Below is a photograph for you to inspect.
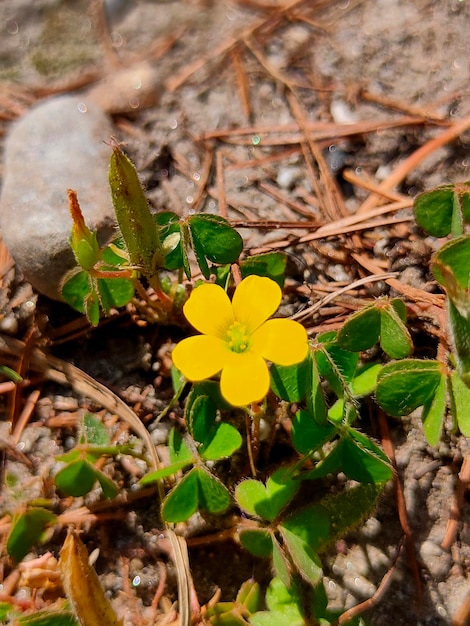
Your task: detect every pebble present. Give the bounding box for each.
[0,95,116,300]
[86,61,161,115]
[420,539,452,580]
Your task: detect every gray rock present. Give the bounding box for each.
[0,95,116,300]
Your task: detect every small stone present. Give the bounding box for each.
[420,540,452,580]
[0,95,116,300]
[86,61,161,114]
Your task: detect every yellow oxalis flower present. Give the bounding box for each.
[172,275,308,407]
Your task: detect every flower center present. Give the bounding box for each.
[226,321,251,353]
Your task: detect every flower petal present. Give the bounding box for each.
[172,335,229,380]
[251,319,308,366]
[220,352,270,406]
[183,283,234,338]
[232,275,282,332]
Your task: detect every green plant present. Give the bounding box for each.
[14,150,470,625]
[373,182,470,444]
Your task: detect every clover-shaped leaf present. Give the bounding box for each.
[376,359,443,416]
[337,298,412,359]
[414,182,470,237]
[235,468,299,522]
[241,252,287,287]
[238,528,273,558]
[7,507,57,562]
[186,383,242,460]
[162,467,231,522]
[55,458,118,499]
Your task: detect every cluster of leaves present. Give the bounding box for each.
[62,145,246,325]
[372,182,470,445]
[6,147,470,626]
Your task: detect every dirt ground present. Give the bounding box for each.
[1,1,470,625]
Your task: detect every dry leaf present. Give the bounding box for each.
[59,528,122,626]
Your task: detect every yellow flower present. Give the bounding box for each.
[172,275,308,407]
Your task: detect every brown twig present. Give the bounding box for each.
[441,454,470,551]
[200,116,438,144]
[378,410,423,613]
[452,591,470,626]
[231,45,252,122]
[337,540,405,625]
[11,389,41,445]
[216,151,227,218]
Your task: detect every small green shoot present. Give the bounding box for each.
[7,507,57,562]
[54,413,137,498]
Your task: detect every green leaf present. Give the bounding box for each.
[342,430,393,483]
[61,270,91,314]
[235,468,299,522]
[100,239,128,265]
[55,459,97,496]
[337,304,380,352]
[140,459,193,485]
[238,528,273,558]
[168,427,194,465]
[299,430,392,484]
[270,357,310,402]
[97,277,134,312]
[291,410,335,455]
[109,145,164,276]
[448,299,470,384]
[271,538,291,588]
[237,579,262,614]
[414,183,470,237]
[432,237,470,322]
[376,359,443,416]
[422,374,447,446]
[162,467,231,522]
[17,611,79,626]
[235,480,270,519]
[380,302,412,358]
[316,483,385,552]
[155,211,184,270]
[192,230,211,278]
[314,333,358,395]
[95,470,119,499]
[7,508,57,562]
[279,527,322,585]
[0,602,14,621]
[162,469,199,522]
[201,422,242,461]
[188,214,243,265]
[186,385,242,459]
[281,504,330,553]
[338,299,411,358]
[450,370,470,437]
[249,578,305,626]
[301,441,344,480]
[84,287,101,326]
[187,391,217,445]
[240,252,287,287]
[83,413,110,446]
[171,365,186,396]
[205,580,262,625]
[350,363,382,397]
[195,467,231,514]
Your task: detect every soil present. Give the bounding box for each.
[1,1,470,625]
